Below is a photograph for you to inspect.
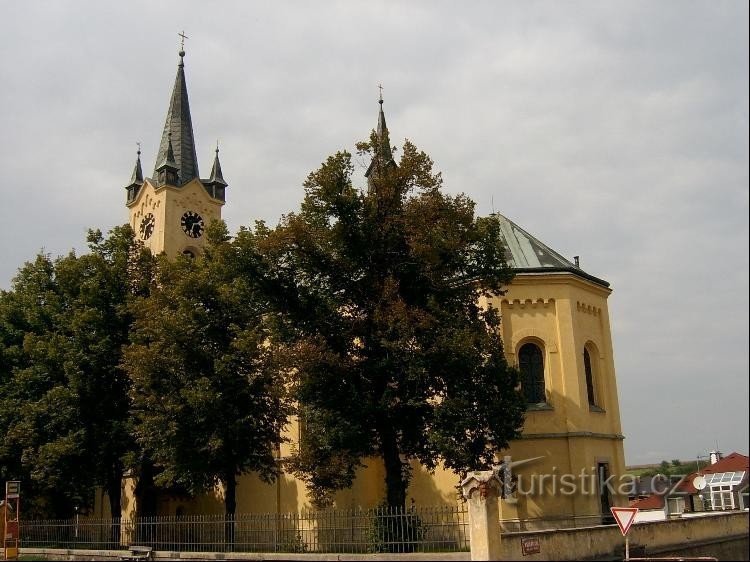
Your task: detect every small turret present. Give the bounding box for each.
[155,132,180,186]
[202,143,228,201]
[125,146,144,203]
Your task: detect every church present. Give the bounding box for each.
[111,47,628,525]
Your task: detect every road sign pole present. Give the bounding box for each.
[4,481,21,561]
[610,506,638,561]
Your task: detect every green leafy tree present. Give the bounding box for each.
[252,131,525,508]
[0,226,150,518]
[123,222,290,520]
[0,254,79,517]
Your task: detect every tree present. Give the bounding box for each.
[0,253,80,518]
[0,226,149,518]
[252,130,526,508]
[123,222,290,520]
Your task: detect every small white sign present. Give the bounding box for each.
[610,507,639,536]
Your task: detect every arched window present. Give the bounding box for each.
[584,348,596,406]
[519,342,546,404]
[584,346,603,409]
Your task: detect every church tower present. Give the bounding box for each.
[364,91,397,193]
[125,47,227,258]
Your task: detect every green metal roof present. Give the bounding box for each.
[495,213,610,288]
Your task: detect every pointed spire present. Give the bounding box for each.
[210,143,227,183]
[125,144,144,203]
[130,144,144,186]
[155,132,179,185]
[152,46,199,184]
[366,87,397,186]
[376,87,392,157]
[203,142,228,201]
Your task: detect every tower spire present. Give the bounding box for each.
[131,143,144,185]
[152,38,199,184]
[155,132,179,185]
[209,142,227,185]
[203,141,228,201]
[365,86,396,188]
[125,144,144,203]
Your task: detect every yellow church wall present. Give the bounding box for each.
[127,178,223,258]
[496,273,623,437]
[487,271,626,521]
[161,179,223,258]
[499,438,577,521]
[128,180,165,255]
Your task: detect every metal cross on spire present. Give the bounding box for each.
[136,141,141,156]
[178,30,189,52]
[378,83,384,104]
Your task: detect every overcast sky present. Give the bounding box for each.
[1,1,747,467]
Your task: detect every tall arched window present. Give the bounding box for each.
[584,347,598,407]
[519,342,546,404]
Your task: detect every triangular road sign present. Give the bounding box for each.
[610,507,639,536]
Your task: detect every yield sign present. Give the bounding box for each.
[610,507,639,536]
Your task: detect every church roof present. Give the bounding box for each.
[152,50,199,184]
[495,213,609,288]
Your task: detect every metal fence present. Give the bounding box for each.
[21,504,469,554]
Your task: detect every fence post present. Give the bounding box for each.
[460,470,502,561]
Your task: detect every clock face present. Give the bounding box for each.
[139,213,155,240]
[181,211,205,238]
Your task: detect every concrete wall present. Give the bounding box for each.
[496,511,748,561]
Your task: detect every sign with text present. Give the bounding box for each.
[610,506,638,536]
[521,536,541,556]
[5,481,19,499]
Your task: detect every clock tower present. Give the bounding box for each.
[125,47,227,258]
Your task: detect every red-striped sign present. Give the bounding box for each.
[610,507,638,536]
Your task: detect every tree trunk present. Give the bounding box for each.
[224,470,237,549]
[134,460,158,517]
[377,418,407,508]
[133,459,158,545]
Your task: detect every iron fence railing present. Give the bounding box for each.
[21,504,469,554]
[21,508,622,553]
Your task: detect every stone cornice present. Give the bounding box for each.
[126,178,225,209]
[510,271,613,297]
[517,431,624,441]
